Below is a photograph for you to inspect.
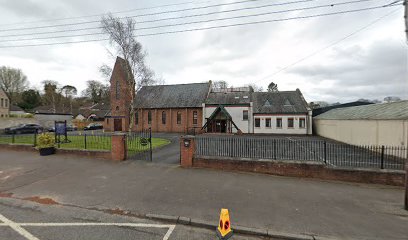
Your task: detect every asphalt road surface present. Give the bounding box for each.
[0,197,266,240]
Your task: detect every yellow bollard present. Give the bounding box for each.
[216,208,233,240]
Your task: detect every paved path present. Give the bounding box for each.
[151,133,180,165]
[0,150,407,239]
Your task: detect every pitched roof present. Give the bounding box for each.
[314,100,408,120]
[134,82,211,109]
[252,90,309,114]
[312,101,374,117]
[206,91,251,105]
[10,105,24,112]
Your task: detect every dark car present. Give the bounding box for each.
[83,123,103,131]
[48,125,78,132]
[4,124,43,134]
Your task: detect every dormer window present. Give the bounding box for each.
[284,99,292,106]
[264,100,271,106]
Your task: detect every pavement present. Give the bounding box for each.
[0,149,407,240]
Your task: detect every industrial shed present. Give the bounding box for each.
[313,101,408,148]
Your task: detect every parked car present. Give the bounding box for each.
[47,125,78,132]
[83,123,103,131]
[4,124,43,134]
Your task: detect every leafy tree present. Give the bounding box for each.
[82,80,109,104]
[101,13,158,131]
[18,89,41,111]
[0,66,28,104]
[267,82,278,92]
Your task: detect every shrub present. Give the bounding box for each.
[23,114,34,118]
[36,133,55,149]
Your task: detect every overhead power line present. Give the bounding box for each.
[0,0,384,42]
[0,4,400,49]
[0,0,312,32]
[0,0,216,27]
[253,7,401,85]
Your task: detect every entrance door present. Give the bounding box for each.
[114,119,122,132]
[215,120,227,133]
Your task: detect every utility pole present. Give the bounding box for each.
[405,0,408,42]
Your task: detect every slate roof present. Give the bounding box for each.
[252,90,309,114]
[206,91,251,105]
[134,82,211,109]
[10,105,24,112]
[314,100,408,120]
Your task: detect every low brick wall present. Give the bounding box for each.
[0,144,111,160]
[194,156,405,186]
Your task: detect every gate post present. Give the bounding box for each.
[111,133,127,161]
[180,135,195,168]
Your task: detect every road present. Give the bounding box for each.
[0,149,407,239]
[0,197,263,240]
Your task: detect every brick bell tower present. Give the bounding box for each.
[108,57,134,132]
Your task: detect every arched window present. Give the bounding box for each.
[116,106,119,111]
[162,111,166,124]
[193,111,198,125]
[148,111,152,124]
[177,112,181,124]
[115,81,120,100]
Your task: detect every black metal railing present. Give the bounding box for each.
[195,136,407,170]
[127,128,152,161]
[0,132,112,151]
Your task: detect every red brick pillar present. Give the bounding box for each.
[111,133,127,161]
[180,136,195,167]
[405,161,408,210]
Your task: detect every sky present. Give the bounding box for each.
[0,0,407,103]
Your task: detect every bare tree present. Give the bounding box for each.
[0,66,28,104]
[212,80,228,90]
[246,83,263,92]
[101,13,157,131]
[61,85,77,113]
[82,80,109,104]
[42,80,60,113]
[384,96,401,103]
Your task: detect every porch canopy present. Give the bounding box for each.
[202,105,240,133]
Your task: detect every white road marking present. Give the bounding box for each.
[163,224,176,240]
[0,214,176,240]
[0,213,40,240]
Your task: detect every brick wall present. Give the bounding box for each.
[132,108,202,133]
[192,157,405,186]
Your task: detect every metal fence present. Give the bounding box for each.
[195,136,407,170]
[127,128,152,161]
[0,132,112,151]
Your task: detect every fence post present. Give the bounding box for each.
[380,145,385,169]
[84,134,87,149]
[273,140,277,160]
[405,160,408,211]
[33,132,37,147]
[149,127,152,162]
[324,141,327,164]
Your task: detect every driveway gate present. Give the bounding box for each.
[127,128,152,161]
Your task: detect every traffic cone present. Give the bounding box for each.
[216,208,233,240]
